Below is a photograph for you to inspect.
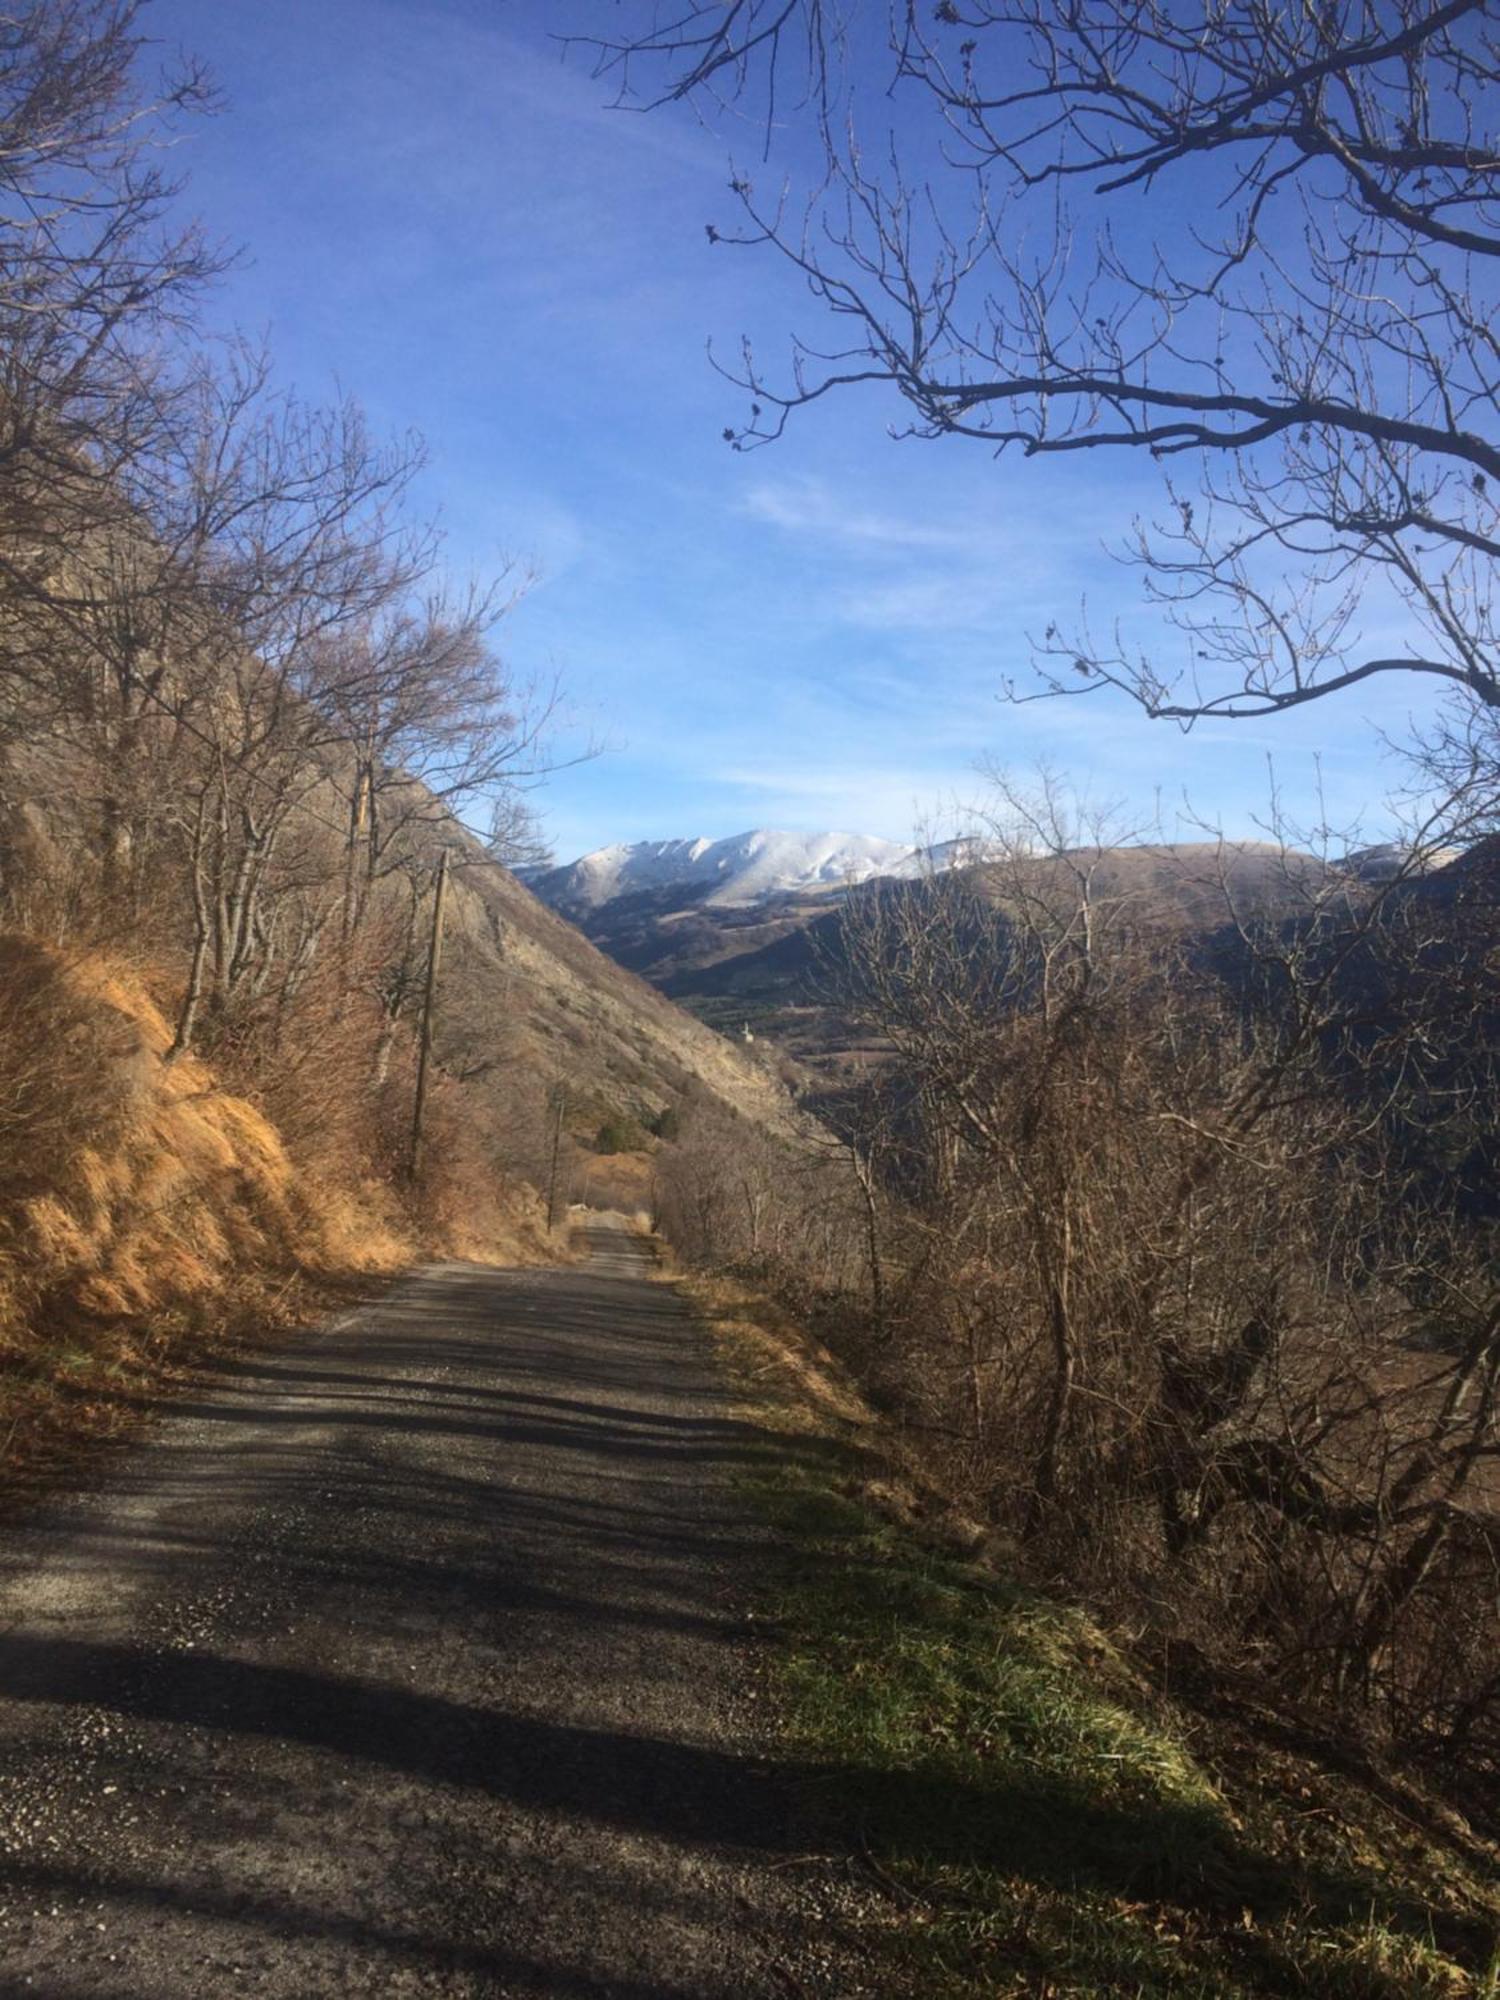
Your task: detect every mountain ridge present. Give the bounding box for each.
[527,827,1462,922]
[522,830,1466,1081]
[523,828,920,913]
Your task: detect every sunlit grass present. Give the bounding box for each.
[742,1437,1499,1999]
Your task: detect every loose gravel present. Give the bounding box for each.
[0,1222,871,1997]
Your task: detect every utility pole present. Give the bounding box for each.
[409,847,450,1181]
[545,1084,567,1232]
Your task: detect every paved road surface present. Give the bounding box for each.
[0,1220,860,1997]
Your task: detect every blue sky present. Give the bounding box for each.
[145,0,1446,861]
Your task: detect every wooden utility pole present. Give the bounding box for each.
[408,848,450,1180]
[545,1085,567,1232]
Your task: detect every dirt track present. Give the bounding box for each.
[0,1220,862,1997]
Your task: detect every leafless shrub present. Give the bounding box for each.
[651,783,1500,1796]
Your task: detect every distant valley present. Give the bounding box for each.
[521,829,1460,1080]
[519,830,891,1070]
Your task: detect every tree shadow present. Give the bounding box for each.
[1,1621,1486,1979]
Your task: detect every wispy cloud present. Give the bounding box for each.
[740,470,1134,645]
[160,0,1424,862]
[744,477,990,555]
[709,759,981,844]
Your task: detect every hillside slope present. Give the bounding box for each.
[442,831,799,1131]
[548,838,1367,1074]
[0,763,800,1497]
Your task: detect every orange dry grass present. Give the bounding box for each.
[0,933,568,1502]
[0,938,416,1495]
[0,946,410,1346]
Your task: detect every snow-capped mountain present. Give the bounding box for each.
[1340,841,1461,882]
[524,829,920,914]
[523,826,1454,921]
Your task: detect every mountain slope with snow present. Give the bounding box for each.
[525,829,918,914]
[521,829,1466,1082]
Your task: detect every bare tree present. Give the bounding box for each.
[822,776,1500,1763]
[0,2,229,922]
[158,362,431,1055]
[487,786,554,873]
[302,581,557,933]
[0,1,224,710]
[580,2,1498,732]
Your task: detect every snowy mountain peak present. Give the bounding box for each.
[524,829,919,913]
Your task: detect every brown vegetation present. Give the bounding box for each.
[653,791,1500,1834]
[0,925,563,1491]
[0,3,793,1494]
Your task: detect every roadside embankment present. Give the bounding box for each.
[678,1264,1500,1998]
[0,934,561,1502]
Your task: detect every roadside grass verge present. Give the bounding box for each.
[681,1270,1500,1999]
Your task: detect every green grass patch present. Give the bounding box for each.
[744,1446,1500,1999]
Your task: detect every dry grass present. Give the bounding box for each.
[0,941,407,1333]
[670,1265,881,1435]
[0,932,560,1504]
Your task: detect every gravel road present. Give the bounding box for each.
[0,1220,864,1997]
